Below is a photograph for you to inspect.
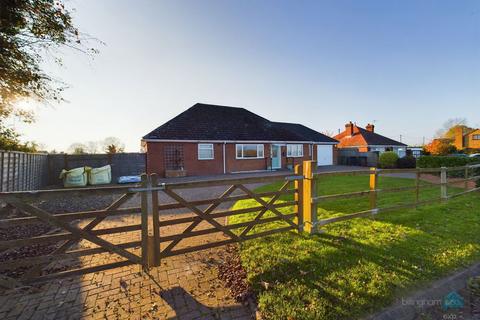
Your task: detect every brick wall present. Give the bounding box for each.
[146,142,334,177]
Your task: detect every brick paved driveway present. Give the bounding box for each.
[0,182,262,320]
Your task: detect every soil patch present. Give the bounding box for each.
[217,244,255,303]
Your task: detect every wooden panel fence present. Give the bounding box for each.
[0,151,48,192]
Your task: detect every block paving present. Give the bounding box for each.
[0,210,256,320]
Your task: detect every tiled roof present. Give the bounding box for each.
[271,122,338,144]
[143,103,338,143]
[334,124,406,147]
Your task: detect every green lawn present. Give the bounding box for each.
[228,175,480,320]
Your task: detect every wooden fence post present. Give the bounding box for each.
[302,160,317,234]
[140,174,150,269]
[465,166,469,190]
[441,167,448,201]
[369,167,378,212]
[294,164,304,232]
[415,170,420,207]
[150,173,161,267]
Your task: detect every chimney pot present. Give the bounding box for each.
[345,121,354,136]
[366,123,375,133]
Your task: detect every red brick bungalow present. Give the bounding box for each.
[142,103,338,177]
[334,122,407,156]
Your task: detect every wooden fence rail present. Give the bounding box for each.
[307,162,480,233]
[0,161,478,288]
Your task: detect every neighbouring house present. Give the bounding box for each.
[142,103,338,177]
[334,122,407,157]
[454,126,480,151]
[407,147,423,158]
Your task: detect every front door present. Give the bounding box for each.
[271,145,281,169]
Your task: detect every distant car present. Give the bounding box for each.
[469,153,480,159]
[449,153,468,158]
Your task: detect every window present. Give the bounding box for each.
[287,144,303,157]
[473,135,480,140]
[236,144,264,159]
[198,143,214,160]
[370,147,385,153]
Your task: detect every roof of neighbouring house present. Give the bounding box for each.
[143,103,338,143]
[334,123,407,147]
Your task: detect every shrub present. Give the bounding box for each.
[397,156,416,168]
[379,152,399,169]
[424,139,457,155]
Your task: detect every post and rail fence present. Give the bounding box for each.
[308,162,480,233]
[0,161,479,288]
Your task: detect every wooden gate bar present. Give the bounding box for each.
[163,188,241,241]
[157,201,297,227]
[0,240,141,272]
[0,206,141,226]
[24,260,135,284]
[161,185,239,256]
[0,224,141,251]
[237,181,293,237]
[54,192,135,254]
[158,213,297,243]
[2,195,142,264]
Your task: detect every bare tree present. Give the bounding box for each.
[68,143,87,154]
[321,130,336,137]
[101,137,125,154]
[85,141,99,154]
[435,118,471,139]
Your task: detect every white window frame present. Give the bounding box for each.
[236,144,264,159]
[473,135,480,140]
[198,143,214,160]
[286,144,304,157]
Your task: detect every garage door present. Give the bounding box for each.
[317,145,333,166]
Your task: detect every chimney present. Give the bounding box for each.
[345,121,354,136]
[454,126,464,149]
[366,123,375,133]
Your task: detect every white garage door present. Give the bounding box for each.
[317,145,333,166]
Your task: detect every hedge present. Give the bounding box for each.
[416,156,478,168]
[397,156,416,169]
[417,156,480,178]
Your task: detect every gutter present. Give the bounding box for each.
[142,138,338,145]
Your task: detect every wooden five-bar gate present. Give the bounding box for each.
[0,161,479,288]
[0,171,304,288]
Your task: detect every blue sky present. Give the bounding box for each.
[16,0,480,151]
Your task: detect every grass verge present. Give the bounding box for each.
[228,174,480,319]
